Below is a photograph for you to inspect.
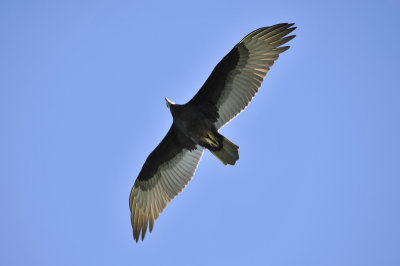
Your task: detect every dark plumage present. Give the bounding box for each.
[129,23,296,241]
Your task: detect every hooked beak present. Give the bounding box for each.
[165,97,175,109]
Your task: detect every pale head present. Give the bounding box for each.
[165,97,175,109]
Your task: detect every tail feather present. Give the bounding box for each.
[210,136,239,165]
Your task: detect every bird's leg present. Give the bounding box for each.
[200,131,222,150]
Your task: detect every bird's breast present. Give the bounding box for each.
[172,107,213,145]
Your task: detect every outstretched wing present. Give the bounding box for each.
[189,23,296,129]
[129,126,204,242]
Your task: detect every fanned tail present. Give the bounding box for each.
[210,136,239,165]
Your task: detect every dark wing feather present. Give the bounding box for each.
[189,23,296,129]
[129,126,204,242]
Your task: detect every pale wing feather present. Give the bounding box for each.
[129,146,204,241]
[214,25,295,129]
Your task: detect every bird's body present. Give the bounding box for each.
[129,23,296,241]
[170,103,213,146]
[169,102,236,163]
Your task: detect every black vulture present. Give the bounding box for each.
[129,23,296,242]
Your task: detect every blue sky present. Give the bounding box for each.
[1,0,399,265]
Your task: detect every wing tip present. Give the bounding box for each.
[133,226,146,243]
[282,34,297,43]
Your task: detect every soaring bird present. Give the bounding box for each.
[129,23,296,242]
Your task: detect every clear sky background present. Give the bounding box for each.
[1,1,399,265]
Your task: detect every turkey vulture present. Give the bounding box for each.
[129,23,296,242]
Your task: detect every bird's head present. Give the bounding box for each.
[165,97,175,109]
